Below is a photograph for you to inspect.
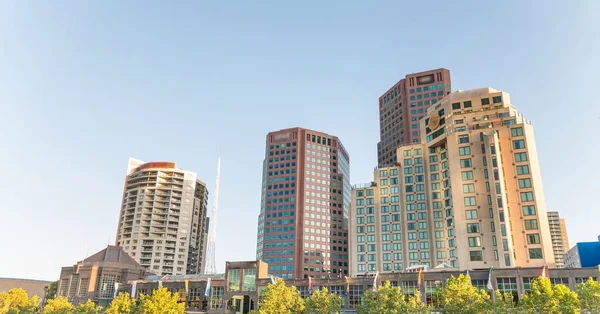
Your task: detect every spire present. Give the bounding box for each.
[204,157,221,274]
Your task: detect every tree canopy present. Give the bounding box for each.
[42,296,74,314]
[577,277,600,314]
[358,281,426,314]
[73,300,102,314]
[105,292,137,314]
[437,275,490,314]
[44,282,58,301]
[137,286,184,314]
[0,288,40,314]
[519,277,579,314]
[304,287,342,314]
[251,280,304,314]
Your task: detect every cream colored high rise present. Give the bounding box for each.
[547,211,570,267]
[115,158,209,276]
[350,88,555,275]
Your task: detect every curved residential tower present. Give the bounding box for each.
[116,158,209,276]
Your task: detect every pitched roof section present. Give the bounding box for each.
[83,245,140,267]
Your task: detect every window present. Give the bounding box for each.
[493,96,502,103]
[463,101,472,108]
[462,171,473,180]
[470,251,483,261]
[467,223,480,233]
[464,197,476,206]
[529,248,543,259]
[525,219,538,230]
[511,127,523,137]
[520,192,534,202]
[460,159,472,168]
[468,237,481,247]
[519,179,532,188]
[522,205,536,216]
[481,98,490,105]
[458,135,469,143]
[463,184,475,193]
[516,165,530,175]
[527,234,540,244]
[459,146,471,156]
[513,140,526,149]
[465,210,478,220]
[515,152,528,162]
[227,269,241,291]
[452,102,461,110]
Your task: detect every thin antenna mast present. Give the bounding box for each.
[204,157,221,274]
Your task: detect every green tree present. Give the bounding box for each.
[304,287,342,314]
[437,274,490,314]
[577,277,600,313]
[519,277,579,314]
[105,293,137,314]
[137,286,184,314]
[74,300,102,314]
[483,291,525,314]
[357,281,426,314]
[250,280,304,314]
[0,288,40,314]
[42,296,74,314]
[44,282,58,301]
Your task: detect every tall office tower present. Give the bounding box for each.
[350,88,555,275]
[256,128,350,279]
[547,211,570,267]
[377,69,452,167]
[116,158,209,276]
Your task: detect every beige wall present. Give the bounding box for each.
[0,278,51,299]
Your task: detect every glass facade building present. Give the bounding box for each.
[256,128,350,279]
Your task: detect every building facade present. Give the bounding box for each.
[351,88,555,275]
[565,241,600,268]
[548,211,570,267]
[117,259,598,314]
[115,158,209,276]
[377,69,452,167]
[255,128,350,280]
[0,278,51,300]
[56,246,150,307]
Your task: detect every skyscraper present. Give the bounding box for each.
[256,128,350,279]
[547,211,570,267]
[350,88,555,274]
[115,158,209,276]
[377,69,452,167]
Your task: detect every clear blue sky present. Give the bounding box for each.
[1,1,598,281]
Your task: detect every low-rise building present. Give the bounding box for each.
[56,245,151,306]
[564,241,600,268]
[0,278,51,299]
[117,259,599,314]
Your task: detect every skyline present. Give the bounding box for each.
[1,0,599,281]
